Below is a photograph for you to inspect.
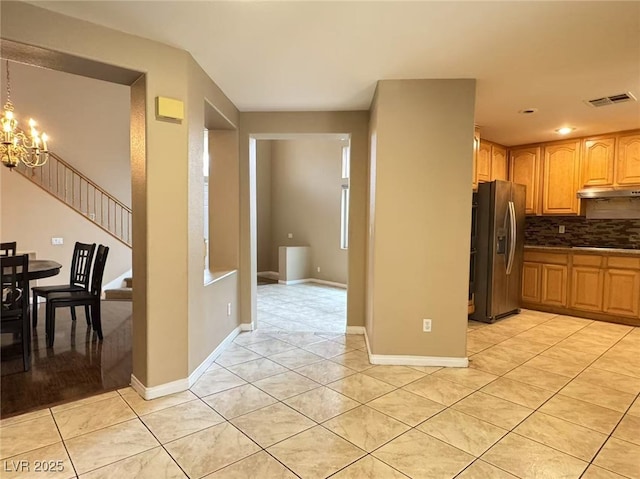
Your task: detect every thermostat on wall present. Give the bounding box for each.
[156,96,184,121]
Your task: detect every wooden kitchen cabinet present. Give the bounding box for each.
[603,269,640,317]
[474,137,509,187]
[472,128,480,190]
[582,136,615,187]
[570,266,604,312]
[522,247,640,326]
[615,132,640,185]
[477,140,492,183]
[491,144,508,181]
[542,141,581,215]
[541,264,568,307]
[509,129,640,210]
[510,146,541,215]
[522,262,542,303]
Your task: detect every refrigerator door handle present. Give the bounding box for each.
[506,200,516,275]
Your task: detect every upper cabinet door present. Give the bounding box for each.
[472,129,480,190]
[615,132,640,186]
[543,141,581,215]
[509,147,541,215]
[491,145,508,181]
[582,136,615,187]
[477,140,492,183]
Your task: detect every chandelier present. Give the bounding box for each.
[1,60,49,169]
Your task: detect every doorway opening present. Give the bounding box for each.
[251,134,350,334]
[0,41,143,418]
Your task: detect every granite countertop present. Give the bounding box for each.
[524,245,640,256]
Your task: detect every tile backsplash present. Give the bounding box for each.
[525,216,640,249]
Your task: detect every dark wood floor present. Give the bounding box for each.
[1,300,132,418]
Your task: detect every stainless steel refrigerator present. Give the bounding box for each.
[470,180,525,323]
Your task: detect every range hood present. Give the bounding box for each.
[577,187,640,199]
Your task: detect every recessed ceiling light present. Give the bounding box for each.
[555,127,575,135]
[519,108,538,114]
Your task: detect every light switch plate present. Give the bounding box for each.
[51,237,63,245]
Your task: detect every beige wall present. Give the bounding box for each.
[256,140,272,273]
[269,138,347,284]
[2,1,240,389]
[0,62,131,286]
[0,172,131,287]
[1,62,131,205]
[187,49,242,373]
[239,113,369,329]
[367,79,475,358]
[208,129,240,272]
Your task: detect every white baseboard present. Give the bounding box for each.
[240,323,254,331]
[346,326,365,335]
[368,353,468,367]
[277,278,347,288]
[278,279,307,285]
[308,279,347,289]
[257,271,279,280]
[130,374,189,401]
[187,325,242,387]
[129,324,243,400]
[362,327,468,367]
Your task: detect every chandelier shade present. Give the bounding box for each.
[1,60,49,169]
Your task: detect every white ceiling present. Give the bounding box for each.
[30,1,640,146]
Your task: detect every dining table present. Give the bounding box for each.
[1,259,63,282]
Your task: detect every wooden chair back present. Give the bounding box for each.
[70,242,96,289]
[90,245,110,297]
[0,241,17,257]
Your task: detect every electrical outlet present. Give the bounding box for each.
[422,319,432,332]
[287,233,293,239]
[559,225,565,234]
[317,266,321,273]
[51,237,63,246]
[227,303,232,316]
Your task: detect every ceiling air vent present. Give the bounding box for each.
[585,92,637,108]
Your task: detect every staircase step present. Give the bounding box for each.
[124,277,133,288]
[105,288,132,301]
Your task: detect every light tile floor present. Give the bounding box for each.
[1,307,639,478]
[257,283,347,333]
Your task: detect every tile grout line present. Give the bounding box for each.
[579,388,640,479]
[135,407,202,479]
[76,317,629,476]
[55,392,157,477]
[48,408,79,479]
[205,334,412,476]
[5,307,637,478]
[467,316,640,477]
[118,384,302,479]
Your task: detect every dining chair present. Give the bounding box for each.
[45,245,109,348]
[32,242,96,328]
[0,242,17,257]
[1,254,31,371]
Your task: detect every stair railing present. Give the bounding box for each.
[14,151,132,247]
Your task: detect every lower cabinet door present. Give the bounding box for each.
[604,269,640,317]
[541,264,568,307]
[570,267,604,312]
[522,262,542,303]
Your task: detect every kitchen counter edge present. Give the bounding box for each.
[524,245,640,256]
